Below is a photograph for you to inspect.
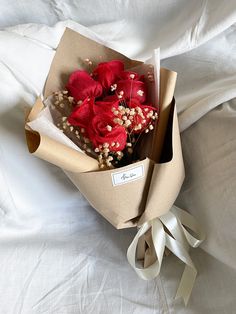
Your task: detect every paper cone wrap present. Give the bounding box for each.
[25,28,184,229]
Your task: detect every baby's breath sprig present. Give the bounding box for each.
[50,91,96,157]
[94,142,124,169]
[84,58,93,75]
[111,103,158,150]
[147,65,155,82]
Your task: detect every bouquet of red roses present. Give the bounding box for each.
[25,28,205,305]
[52,59,158,169]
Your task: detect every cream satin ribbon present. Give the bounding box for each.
[127,206,206,305]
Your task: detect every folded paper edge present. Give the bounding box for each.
[24,97,99,173]
[138,101,185,225]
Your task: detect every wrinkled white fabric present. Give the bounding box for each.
[0,1,236,313]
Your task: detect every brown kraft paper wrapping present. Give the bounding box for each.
[24,28,185,265]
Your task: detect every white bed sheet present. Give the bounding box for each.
[0,2,236,313]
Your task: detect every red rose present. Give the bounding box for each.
[93,60,124,90]
[89,114,127,152]
[128,99,157,133]
[68,97,127,152]
[66,70,103,102]
[116,79,146,103]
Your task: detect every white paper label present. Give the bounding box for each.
[111,164,144,186]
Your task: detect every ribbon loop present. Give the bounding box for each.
[171,206,206,248]
[127,205,205,305]
[127,219,166,280]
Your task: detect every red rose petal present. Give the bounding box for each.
[94,100,119,116]
[102,95,119,102]
[93,60,124,90]
[68,97,94,129]
[116,80,146,103]
[66,70,103,101]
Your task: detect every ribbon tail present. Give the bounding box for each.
[162,217,199,306]
[175,265,197,305]
[127,206,205,306]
